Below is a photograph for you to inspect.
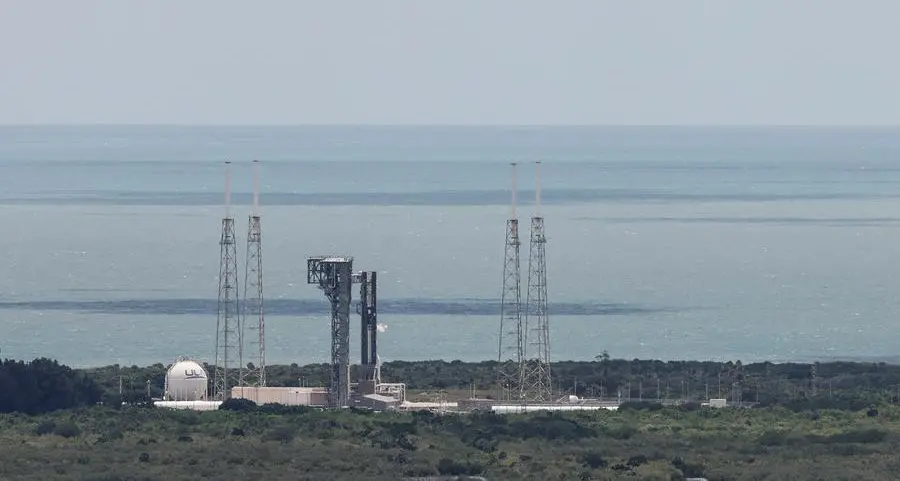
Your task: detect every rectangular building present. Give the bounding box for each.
[231,386,329,406]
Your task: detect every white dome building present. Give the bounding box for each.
[164,357,209,401]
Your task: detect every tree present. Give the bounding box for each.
[0,357,102,414]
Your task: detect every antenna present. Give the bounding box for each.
[224,161,232,218]
[534,161,542,217]
[510,162,518,219]
[252,159,260,217]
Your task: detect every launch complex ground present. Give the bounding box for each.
[153,161,717,414]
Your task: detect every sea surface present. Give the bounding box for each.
[1,125,900,368]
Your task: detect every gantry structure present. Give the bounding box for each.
[307,256,354,407]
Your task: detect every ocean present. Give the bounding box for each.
[1,125,899,368]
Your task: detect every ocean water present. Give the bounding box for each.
[1,125,900,368]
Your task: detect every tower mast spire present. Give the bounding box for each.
[242,160,266,387]
[214,161,241,400]
[497,162,524,401]
[522,161,552,402]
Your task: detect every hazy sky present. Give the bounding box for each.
[2,1,899,125]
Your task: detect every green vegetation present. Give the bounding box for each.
[0,358,101,413]
[2,400,900,480]
[83,357,900,409]
[6,356,900,479]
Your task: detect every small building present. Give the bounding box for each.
[231,386,329,406]
[358,393,400,411]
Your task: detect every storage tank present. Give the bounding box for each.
[164,358,208,401]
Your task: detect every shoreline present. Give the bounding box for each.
[66,355,900,371]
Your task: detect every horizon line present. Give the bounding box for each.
[2,123,900,129]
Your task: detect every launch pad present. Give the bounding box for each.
[307,257,401,408]
[207,159,554,412]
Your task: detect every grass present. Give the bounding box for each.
[1,403,899,480]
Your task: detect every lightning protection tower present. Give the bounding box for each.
[521,161,552,403]
[497,162,524,401]
[241,160,266,387]
[214,161,242,401]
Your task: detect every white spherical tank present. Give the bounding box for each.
[165,359,209,401]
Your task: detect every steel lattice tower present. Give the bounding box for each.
[241,160,266,387]
[307,256,353,408]
[214,161,242,401]
[522,161,552,403]
[497,162,524,401]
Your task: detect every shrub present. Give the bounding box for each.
[581,450,607,469]
[53,421,81,438]
[436,458,484,476]
[34,420,56,436]
[818,429,888,444]
[619,401,665,412]
[219,398,257,412]
[627,454,649,467]
[758,430,788,446]
[402,465,437,477]
[259,403,312,415]
[604,424,638,440]
[508,414,598,441]
[263,425,296,444]
[470,436,498,453]
[672,456,705,478]
[102,393,123,410]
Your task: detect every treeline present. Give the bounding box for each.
[5,355,900,479]
[0,357,102,414]
[78,357,900,410]
[7,355,900,414]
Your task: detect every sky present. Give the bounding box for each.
[1,1,899,125]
